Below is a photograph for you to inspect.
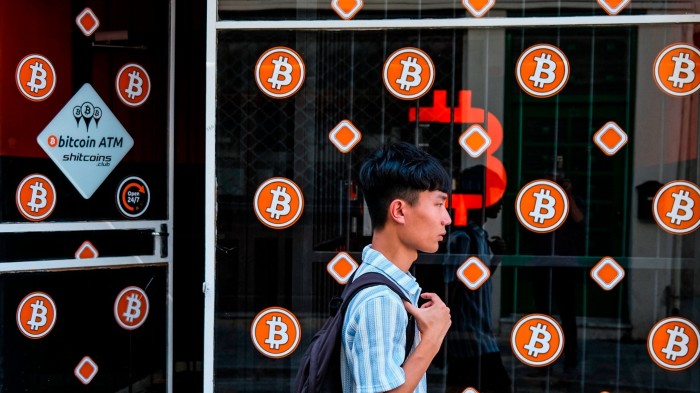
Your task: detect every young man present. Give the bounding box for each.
[341,141,452,393]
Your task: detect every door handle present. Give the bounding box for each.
[152,224,169,258]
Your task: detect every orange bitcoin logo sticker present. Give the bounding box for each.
[329,120,362,153]
[654,43,700,97]
[511,314,564,367]
[457,257,491,290]
[331,0,363,20]
[114,286,149,330]
[16,174,57,222]
[652,180,700,235]
[597,0,631,15]
[515,179,569,233]
[16,54,56,101]
[74,356,99,385]
[383,47,435,100]
[255,47,306,99]
[327,252,359,284]
[116,63,151,107]
[516,44,569,98]
[251,307,301,358]
[590,257,625,291]
[647,317,700,371]
[16,292,57,339]
[462,0,495,18]
[254,177,304,229]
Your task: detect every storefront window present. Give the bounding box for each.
[213,7,699,392]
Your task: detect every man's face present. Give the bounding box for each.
[400,190,452,253]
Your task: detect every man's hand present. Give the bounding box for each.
[403,293,451,352]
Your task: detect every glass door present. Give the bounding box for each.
[0,1,174,391]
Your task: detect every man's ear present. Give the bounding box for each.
[388,199,407,225]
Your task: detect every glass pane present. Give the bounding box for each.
[218,0,696,21]
[0,266,167,391]
[0,1,170,223]
[215,22,699,392]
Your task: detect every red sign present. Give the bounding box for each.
[410,90,507,226]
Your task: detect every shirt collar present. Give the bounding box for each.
[361,245,422,303]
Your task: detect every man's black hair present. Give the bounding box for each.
[358,141,451,230]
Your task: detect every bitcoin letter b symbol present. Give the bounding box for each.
[265,316,289,350]
[27,62,48,93]
[266,186,291,220]
[668,52,695,88]
[396,56,422,91]
[125,71,143,99]
[28,300,48,331]
[268,56,293,90]
[530,53,556,88]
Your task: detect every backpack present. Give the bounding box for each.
[293,272,416,393]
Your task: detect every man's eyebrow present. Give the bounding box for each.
[436,193,448,201]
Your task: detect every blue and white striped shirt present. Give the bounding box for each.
[341,245,425,393]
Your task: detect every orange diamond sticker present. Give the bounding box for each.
[462,0,496,18]
[594,122,628,156]
[331,0,364,20]
[74,356,98,385]
[457,256,490,290]
[75,8,100,37]
[327,252,359,284]
[329,120,362,153]
[591,257,625,291]
[597,0,632,15]
[75,240,99,259]
[459,125,491,158]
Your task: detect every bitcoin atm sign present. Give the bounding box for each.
[36,83,134,199]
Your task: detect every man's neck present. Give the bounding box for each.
[370,233,416,272]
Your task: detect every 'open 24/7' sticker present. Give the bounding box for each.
[116,176,150,218]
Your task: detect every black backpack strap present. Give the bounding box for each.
[340,272,416,364]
